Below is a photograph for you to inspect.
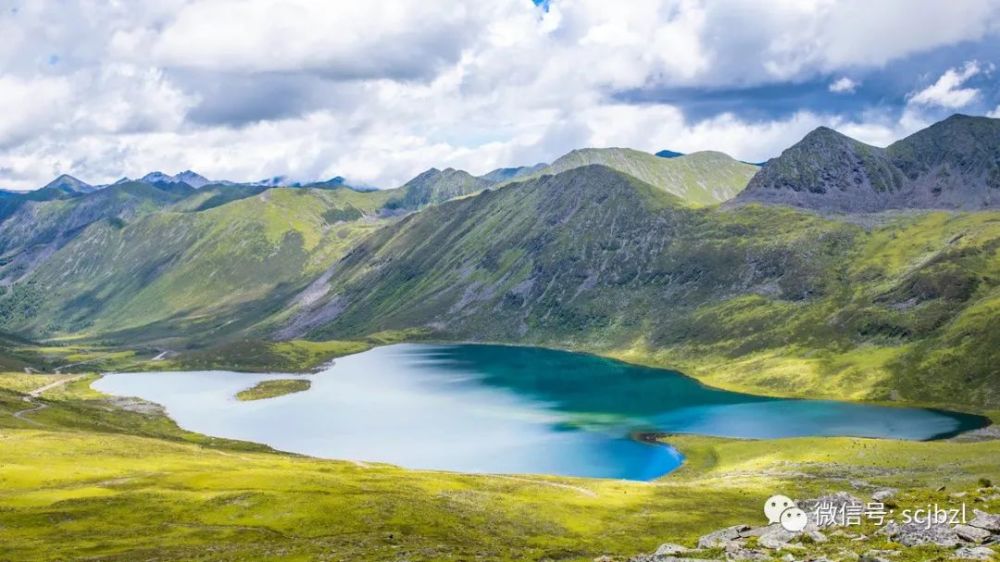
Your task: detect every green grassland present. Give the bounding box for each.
[0,372,997,561]
[235,378,312,401]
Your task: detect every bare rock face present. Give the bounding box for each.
[736,114,1000,212]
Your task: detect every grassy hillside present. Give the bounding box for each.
[511,148,758,206]
[0,181,193,284]
[0,187,394,346]
[382,167,495,212]
[0,372,996,561]
[286,165,1000,409]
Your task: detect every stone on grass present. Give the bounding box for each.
[953,546,996,560]
[653,543,690,556]
[956,523,993,543]
[697,524,749,549]
[969,510,1000,532]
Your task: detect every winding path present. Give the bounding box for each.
[9,374,89,425]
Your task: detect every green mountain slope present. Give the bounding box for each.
[0,187,393,344]
[509,148,758,206]
[382,168,495,212]
[0,181,194,284]
[284,165,1000,408]
[739,114,1000,211]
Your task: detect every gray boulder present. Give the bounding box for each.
[956,523,994,543]
[877,520,962,547]
[953,546,996,560]
[697,524,749,549]
[970,510,1000,532]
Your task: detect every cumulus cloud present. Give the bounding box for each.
[829,77,859,93]
[908,61,984,108]
[2,0,1000,189]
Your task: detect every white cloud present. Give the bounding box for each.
[988,105,1000,118]
[829,77,858,93]
[2,0,1000,189]
[908,61,984,108]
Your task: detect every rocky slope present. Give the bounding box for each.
[738,114,1000,212]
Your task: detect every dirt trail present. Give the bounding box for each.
[10,374,89,425]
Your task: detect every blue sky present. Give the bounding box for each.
[1,0,999,189]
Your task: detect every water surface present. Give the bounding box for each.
[93,344,984,480]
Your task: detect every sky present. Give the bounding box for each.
[2,0,1000,190]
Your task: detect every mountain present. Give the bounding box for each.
[0,187,395,342]
[479,163,547,182]
[509,148,758,206]
[382,167,495,211]
[42,174,96,194]
[280,164,1000,407]
[737,114,1000,212]
[0,181,194,285]
[140,170,211,188]
[655,149,684,158]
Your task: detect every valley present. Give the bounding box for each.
[1,115,999,561]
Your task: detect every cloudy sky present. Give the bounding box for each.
[2,0,1000,190]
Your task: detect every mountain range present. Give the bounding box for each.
[1,114,998,408]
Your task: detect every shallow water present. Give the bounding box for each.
[93,343,984,480]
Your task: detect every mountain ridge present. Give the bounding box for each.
[737,114,1000,211]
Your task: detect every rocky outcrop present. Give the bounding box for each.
[626,495,999,562]
[736,114,1000,212]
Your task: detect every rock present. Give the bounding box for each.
[953,546,996,560]
[970,510,1000,532]
[956,523,994,543]
[724,543,769,561]
[804,529,829,543]
[652,543,690,556]
[697,524,749,549]
[758,526,801,550]
[878,519,962,547]
[872,488,897,502]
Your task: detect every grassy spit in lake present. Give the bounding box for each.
[235,378,312,401]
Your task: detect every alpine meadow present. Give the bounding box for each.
[2,2,1000,561]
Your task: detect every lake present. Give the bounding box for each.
[93,343,986,480]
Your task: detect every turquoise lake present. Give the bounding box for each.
[93,343,986,480]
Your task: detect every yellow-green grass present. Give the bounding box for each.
[235,378,311,401]
[0,372,998,561]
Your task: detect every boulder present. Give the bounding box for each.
[877,520,962,547]
[953,546,996,560]
[970,510,1000,532]
[757,526,801,550]
[956,523,994,544]
[697,524,749,549]
[652,543,690,556]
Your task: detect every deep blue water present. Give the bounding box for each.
[93,343,985,480]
